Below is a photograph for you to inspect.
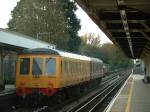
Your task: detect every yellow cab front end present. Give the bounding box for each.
[16,53,61,97]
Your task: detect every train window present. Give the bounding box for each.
[76,62,78,74]
[70,62,72,74]
[79,63,81,73]
[72,62,75,74]
[79,62,81,74]
[136,64,141,67]
[72,62,73,74]
[62,60,65,74]
[45,58,56,76]
[67,61,69,74]
[65,61,68,74]
[92,63,94,73]
[83,63,85,74]
[71,61,73,74]
[82,63,84,74]
[62,60,66,75]
[74,62,77,74]
[20,58,30,75]
[32,58,43,75]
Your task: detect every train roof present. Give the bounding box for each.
[19,48,103,62]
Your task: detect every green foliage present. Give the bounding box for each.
[58,0,81,52]
[8,0,81,51]
[81,33,101,47]
[79,33,133,69]
[8,0,133,69]
[8,0,69,50]
[107,44,133,69]
[79,33,101,58]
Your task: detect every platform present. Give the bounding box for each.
[0,85,15,96]
[107,74,150,112]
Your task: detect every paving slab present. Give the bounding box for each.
[109,74,150,112]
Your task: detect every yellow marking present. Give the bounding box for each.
[125,76,134,112]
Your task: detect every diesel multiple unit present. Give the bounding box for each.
[16,48,108,97]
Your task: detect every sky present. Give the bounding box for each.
[0,0,111,44]
[75,5,111,43]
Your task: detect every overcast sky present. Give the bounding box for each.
[0,0,111,44]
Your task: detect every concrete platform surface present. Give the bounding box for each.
[0,85,15,95]
[109,74,150,112]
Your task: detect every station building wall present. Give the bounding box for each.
[0,48,17,85]
[0,48,4,88]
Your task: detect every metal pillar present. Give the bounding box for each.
[141,53,150,83]
[143,54,150,76]
[146,55,150,76]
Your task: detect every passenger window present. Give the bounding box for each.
[20,58,30,75]
[65,61,68,74]
[71,62,73,74]
[66,61,68,74]
[68,61,71,74]
[45,58,56,76]
[62,60,65,74]
[64,61,68,74]
[73,62,75,74]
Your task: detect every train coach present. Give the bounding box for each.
[16,48,107,98]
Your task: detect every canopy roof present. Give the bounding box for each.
[76,0,150,58]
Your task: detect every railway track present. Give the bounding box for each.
[10,70,131,112]
[0,90,15,112]
[45,71,122,112]
[58,70,131,112]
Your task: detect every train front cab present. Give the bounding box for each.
[16,54,61,97]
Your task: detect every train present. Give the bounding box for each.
[16,48,108,98]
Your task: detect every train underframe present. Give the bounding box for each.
[16,77,102,105]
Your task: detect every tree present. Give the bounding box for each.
[81,33,101,47]
[58,0,81,52]
[8,0,77,50]
[101,43,133,69]
[79,34,133,69]
[79,33,102,58]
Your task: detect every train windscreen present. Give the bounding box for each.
[45,58,56,76]
[20,58,30,75]
[32,58,43,76]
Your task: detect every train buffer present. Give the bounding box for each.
[105,74,150,112]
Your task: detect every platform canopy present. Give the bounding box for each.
[76,0,150,58]
[0,28,55,51]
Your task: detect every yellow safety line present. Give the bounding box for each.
[125,76,134,112]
